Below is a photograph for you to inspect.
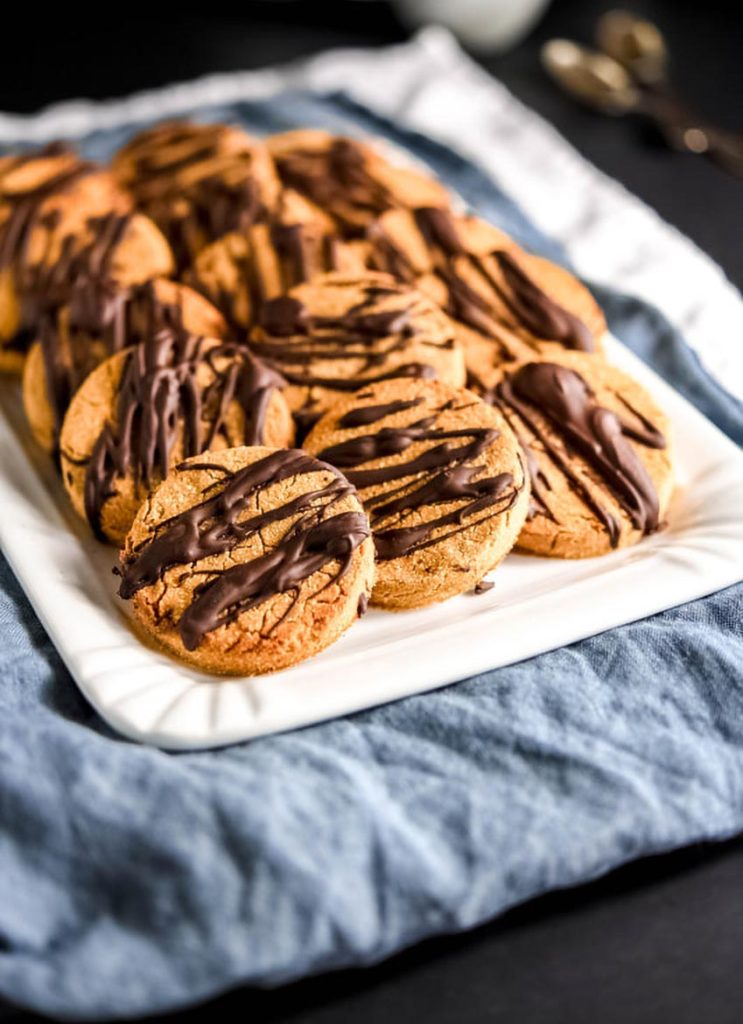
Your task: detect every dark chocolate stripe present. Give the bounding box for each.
[0,151,96,269]
[373,208,595,354]
[274,138,393,234]
[118,448,369,650]
[253,283,446,394]
[317,407,522,561]
[494,362,665,545]
[78,330,284,538]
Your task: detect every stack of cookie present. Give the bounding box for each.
[0,122,674,675]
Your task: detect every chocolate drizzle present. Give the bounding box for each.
[253,284,444,399]
[494,362,665,546]
[317,404,522,561]
[77,331,284,538]
[119,122,268,270]
[200,223,348,336]
[40,279,201,450]
[273,139,393,234]
[338,397,424,428]
[370,207,594,356]
[0,144,95,271]
[269,222,344,292]
[118,449,369,650]
[20,211,133,328]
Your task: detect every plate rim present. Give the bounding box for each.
[1,333,742,750]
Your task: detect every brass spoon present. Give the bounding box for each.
[541,39,641,115]
[541,35,743,176]
[595,8,743,174]
[596,9,668,87]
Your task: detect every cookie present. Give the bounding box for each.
[60,330,295,545]
[23,278,227,454]
[117,446,374,675]
[487,351,674,557]
[189,189,367,334]
[266,129,452,235]
[304,377,530,609]
[0,144,133,370]
[7,208,174,377]
[112,120,281,270]
[365,207,606,388]
[250,271,466,432]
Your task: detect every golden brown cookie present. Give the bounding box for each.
[7,208,174,378]
[250,271,466,431]
[365,207,606,388]
[60,331,295,545]
[487,351,674,558]
[23,278,227,454]
[112,120,281,270]
[117,445,375,675]
[189,189,367,334]
[304,378,529,609]
[0,143,133,370]
[266,129,452,235]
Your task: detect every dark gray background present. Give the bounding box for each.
[2,2,742,1021]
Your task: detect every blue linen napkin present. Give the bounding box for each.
[1,91,742,1021]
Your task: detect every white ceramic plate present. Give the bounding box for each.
[1,334,742,750]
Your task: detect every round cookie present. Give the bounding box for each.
[250,271,466,431]
[189,189,367,334]
[487,351,674,558]
[304,377,530,610]
[23,278,228,454]
[117,446,375,675]
[7,208,174,377]
[60,331,295,546]
[0,144,132,370]
[266,129,452,235]
[112,120,281,270]
[365,207,606,388]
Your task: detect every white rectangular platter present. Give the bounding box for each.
[1,333,742,750]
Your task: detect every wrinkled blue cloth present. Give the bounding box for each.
[1,92,742,1021]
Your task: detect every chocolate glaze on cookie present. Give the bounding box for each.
[495,361,666,547]
[317,412,519,560]
[78,331,285,538]
[304,378,529,609]
[22,211,132,317]
[251,274,463,429]
[191,220,359,336]
[367,207,599,364]
[267,130,451,236]
[114,121,279,270]
[37,279,223,449]
[118,449,369,650]
[272,138,394,234]
[0,144,96,270]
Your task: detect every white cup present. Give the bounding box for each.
[396,0,553,53]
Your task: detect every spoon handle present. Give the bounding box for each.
[639,88,743,178]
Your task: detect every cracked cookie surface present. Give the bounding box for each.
[486,350,674,558]
[250,271,466,431]
[118,445,375,674]
[304,377,530,609]
[60,330,294,545]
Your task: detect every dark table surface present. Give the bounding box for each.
[2,2,742,1021]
